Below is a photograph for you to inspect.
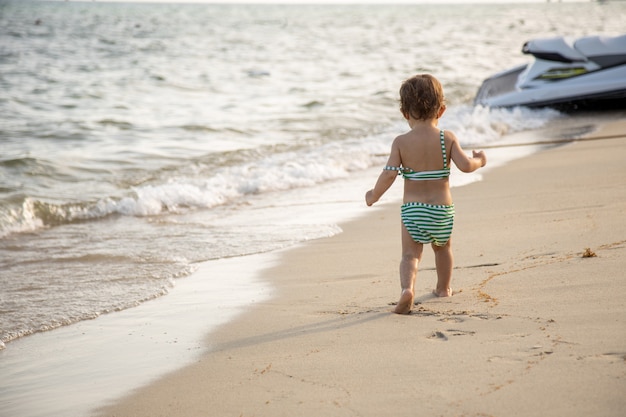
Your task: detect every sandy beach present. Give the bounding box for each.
[98,120,626,417]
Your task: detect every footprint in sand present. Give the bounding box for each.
[439,316,464,323]
[428,329,476,341]
[577,352,626,363]
[448,329,476,336]
[428,331,449,341]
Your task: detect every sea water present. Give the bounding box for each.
[0,1,625,414]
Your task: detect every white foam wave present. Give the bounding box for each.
[0,199,45,238]
[0,105,563,237]
[443,104,563,146]
[103,136,390,217]
[95,105,561,218]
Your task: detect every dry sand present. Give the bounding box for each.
[98,121,626,417]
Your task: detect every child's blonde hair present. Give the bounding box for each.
[399,74,445,121]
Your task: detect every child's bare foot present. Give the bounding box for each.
[394,289,414,314]
[432,288,452,297]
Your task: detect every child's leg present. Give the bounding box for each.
[396,225,424,314]
[431,240,453,297]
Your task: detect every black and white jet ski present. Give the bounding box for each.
[474,34,626,110]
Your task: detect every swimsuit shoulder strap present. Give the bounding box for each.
[439,129,447,169]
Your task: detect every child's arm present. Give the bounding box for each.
[365,169,397,206]
[365,139,401,206]
[449,132,487,173]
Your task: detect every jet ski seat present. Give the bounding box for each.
[522,37,585,62]
[574,34,626,67]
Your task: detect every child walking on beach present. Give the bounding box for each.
[365,74,487,314]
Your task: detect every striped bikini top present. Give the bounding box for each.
[384,129,450,181]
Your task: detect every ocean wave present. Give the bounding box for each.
[0,105,563,239]
[443,104,563,146]
[0,138,386,237]
[97,118,134,129]
[0,281,175,345]
[0,199,45,238]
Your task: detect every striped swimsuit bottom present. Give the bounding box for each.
[401,202,455,246]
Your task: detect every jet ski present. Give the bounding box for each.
[474,34,626,110]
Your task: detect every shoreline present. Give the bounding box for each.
[0,254,275,417]
[97,120,626,416]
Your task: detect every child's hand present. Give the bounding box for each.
[365,190,377,206]
[473,150,487,167]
